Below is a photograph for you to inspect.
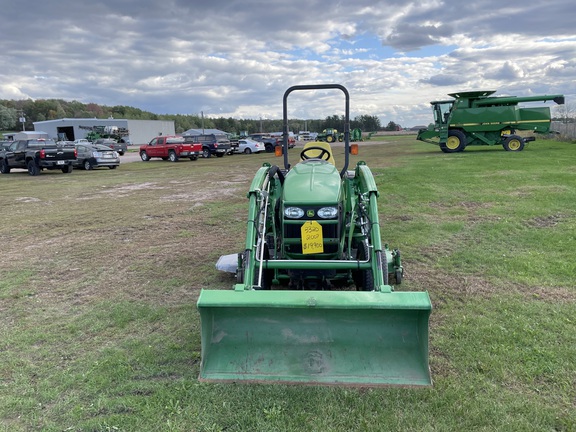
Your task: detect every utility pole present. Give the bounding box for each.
[18,110,26,131]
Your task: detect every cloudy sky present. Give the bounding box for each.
[1,0,574,127]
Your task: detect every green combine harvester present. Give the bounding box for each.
[197,84,432,386]
[417,90,564,152]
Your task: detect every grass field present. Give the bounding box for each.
[1,138,575,431]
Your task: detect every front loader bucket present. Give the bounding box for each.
[197,289,432,386]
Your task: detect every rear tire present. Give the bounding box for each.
[84,159,93,170]
[62,165,73,174]
[503,135,525,151]
[168,151,178,162]
[27,160,40,176]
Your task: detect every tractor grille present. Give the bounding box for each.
[284,221,339,254]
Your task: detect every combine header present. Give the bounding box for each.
[417,90,564,152]
[198,84,432,386]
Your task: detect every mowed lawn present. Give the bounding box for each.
[1,137,575,431]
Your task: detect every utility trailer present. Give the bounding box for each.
[417,90,565,152]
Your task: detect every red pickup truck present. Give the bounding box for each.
[139,136,202,162]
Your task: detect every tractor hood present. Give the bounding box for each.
[282,161,341,204]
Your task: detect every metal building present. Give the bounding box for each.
[32,118,175,145]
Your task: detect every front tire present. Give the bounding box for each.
[140,151,150,161]
[442,130,467,153]
[202,147,211,158]
[0,159,10,174]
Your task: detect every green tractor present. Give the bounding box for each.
[315,127,341,143]
[417,90,565,153]
[197,84,432,386]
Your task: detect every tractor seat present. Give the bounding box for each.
[300,141,335,165]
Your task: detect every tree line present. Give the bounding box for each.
[0,98,393,134]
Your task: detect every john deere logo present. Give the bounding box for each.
[307,209,315,217]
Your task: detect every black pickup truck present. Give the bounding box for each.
[0,139,77,175]
[183,134,231,158]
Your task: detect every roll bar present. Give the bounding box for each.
[282,84,350,177]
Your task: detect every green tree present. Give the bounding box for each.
[384,121,401,131]
[0,105,18,130]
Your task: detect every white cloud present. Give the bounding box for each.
[0,0,574,126]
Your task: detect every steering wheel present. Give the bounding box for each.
[300,146,332,162]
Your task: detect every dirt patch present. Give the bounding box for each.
[526,213,565,228]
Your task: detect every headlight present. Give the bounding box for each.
[317,206,338,219]
[284,207,304,219]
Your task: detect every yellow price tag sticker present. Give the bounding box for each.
[301,221,323,254]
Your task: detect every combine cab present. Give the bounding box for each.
[417,90,565,152]
[198,85,432,386]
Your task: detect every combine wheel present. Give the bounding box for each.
[444,130,467,152]
[503,135,525,152]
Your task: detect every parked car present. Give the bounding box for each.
[183,134,231,158]
[249,133,295,152]
[140,136,201,162]
[93,138,128,155]
[0,139,76,175]
[74,143,120,170]
[1,140,13,151]
[235,138,265,154]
